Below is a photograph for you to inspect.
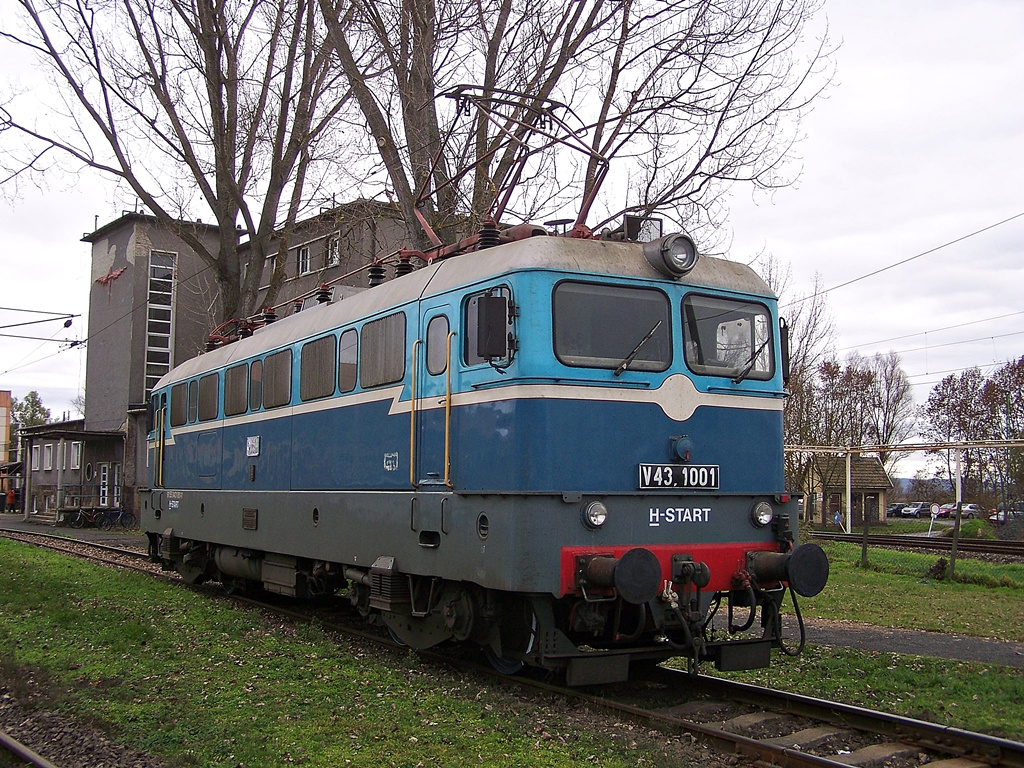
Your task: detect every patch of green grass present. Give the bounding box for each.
[0,540,683,767]
[797,542,1024,640]
[827,538,1024,589]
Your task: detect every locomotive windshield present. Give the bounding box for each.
[682,294,773,381]
[553,281,671,371]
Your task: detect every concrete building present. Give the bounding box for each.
[20,201,405,519]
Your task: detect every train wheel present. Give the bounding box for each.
[485,647,524,675]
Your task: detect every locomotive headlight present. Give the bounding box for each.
[582,501,608,529]
[642,233,699,278]
[751,501,774,528]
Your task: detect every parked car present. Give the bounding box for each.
[898,501,930,518]
[886,502,906,517]
[960,503,983,519]
[989,501,1024,524]
[935,503,956,518]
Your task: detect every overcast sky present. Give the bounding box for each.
[1,0,1022,472]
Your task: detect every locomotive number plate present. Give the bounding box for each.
[639,464,719,490]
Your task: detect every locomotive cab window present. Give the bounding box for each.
[683,295,774,381]
[553,281,671,372]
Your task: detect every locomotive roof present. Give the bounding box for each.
[156,235,775,386]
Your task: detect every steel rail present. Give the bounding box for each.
[810,531,1024,557]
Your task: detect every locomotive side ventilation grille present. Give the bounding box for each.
[369,555,410,612]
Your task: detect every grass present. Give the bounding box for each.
[4,535,1024,762]
[0,539,690,767]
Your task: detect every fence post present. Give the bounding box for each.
[860,504,869,568]
[950,450,963,580]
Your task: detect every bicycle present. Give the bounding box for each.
[69,507,106,529]
[99,508,137,530]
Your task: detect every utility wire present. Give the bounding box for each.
[781,210,1024,309]
[836,309,1024,353]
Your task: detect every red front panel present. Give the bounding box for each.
[559,542,780,597]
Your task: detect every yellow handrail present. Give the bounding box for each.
[444,331,455,488]
[409,339,420,488]
[156,407,165,487]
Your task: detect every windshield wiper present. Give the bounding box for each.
[733,336,771,384]
[615,320,662,376]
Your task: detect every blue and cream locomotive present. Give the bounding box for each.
[142,228,827,685]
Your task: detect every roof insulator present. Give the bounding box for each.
[368,263,386,287]
[478,217,500,249]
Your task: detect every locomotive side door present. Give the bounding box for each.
[412,302,456,487]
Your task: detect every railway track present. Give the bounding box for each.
[4,528,1024,768]
[810,531,1024,557]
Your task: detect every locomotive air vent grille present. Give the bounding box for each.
[242,508,258,531]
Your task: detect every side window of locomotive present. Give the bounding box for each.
[682,295,774,380]
[464,287,512,366]
[553,281,671,371]
[300,335,337,401]
[224,364,248,416]
[170,382,188,427]
[187,379,200,423]
[426,315,449,375]
[198,372,220,421]
[338,329,357,393]
[249,359,264,411]
[263,349,293,408]
[360,312,406,388]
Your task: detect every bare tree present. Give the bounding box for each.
[921,367,1000,500]
[1,0,349,321]
[318,0,832,250]
[865,351,915,473]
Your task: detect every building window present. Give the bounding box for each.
[71,441,83,470]
[360,312,405,388]
[297,245,311,275]
[43,443,54,471]
[326,235,340,267]
[146,251,176,397]
[31,445,40,471]
[99,463,109,506]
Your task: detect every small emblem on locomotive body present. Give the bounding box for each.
[383,452,399,471]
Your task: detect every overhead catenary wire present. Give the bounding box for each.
[781,210,1024,309]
